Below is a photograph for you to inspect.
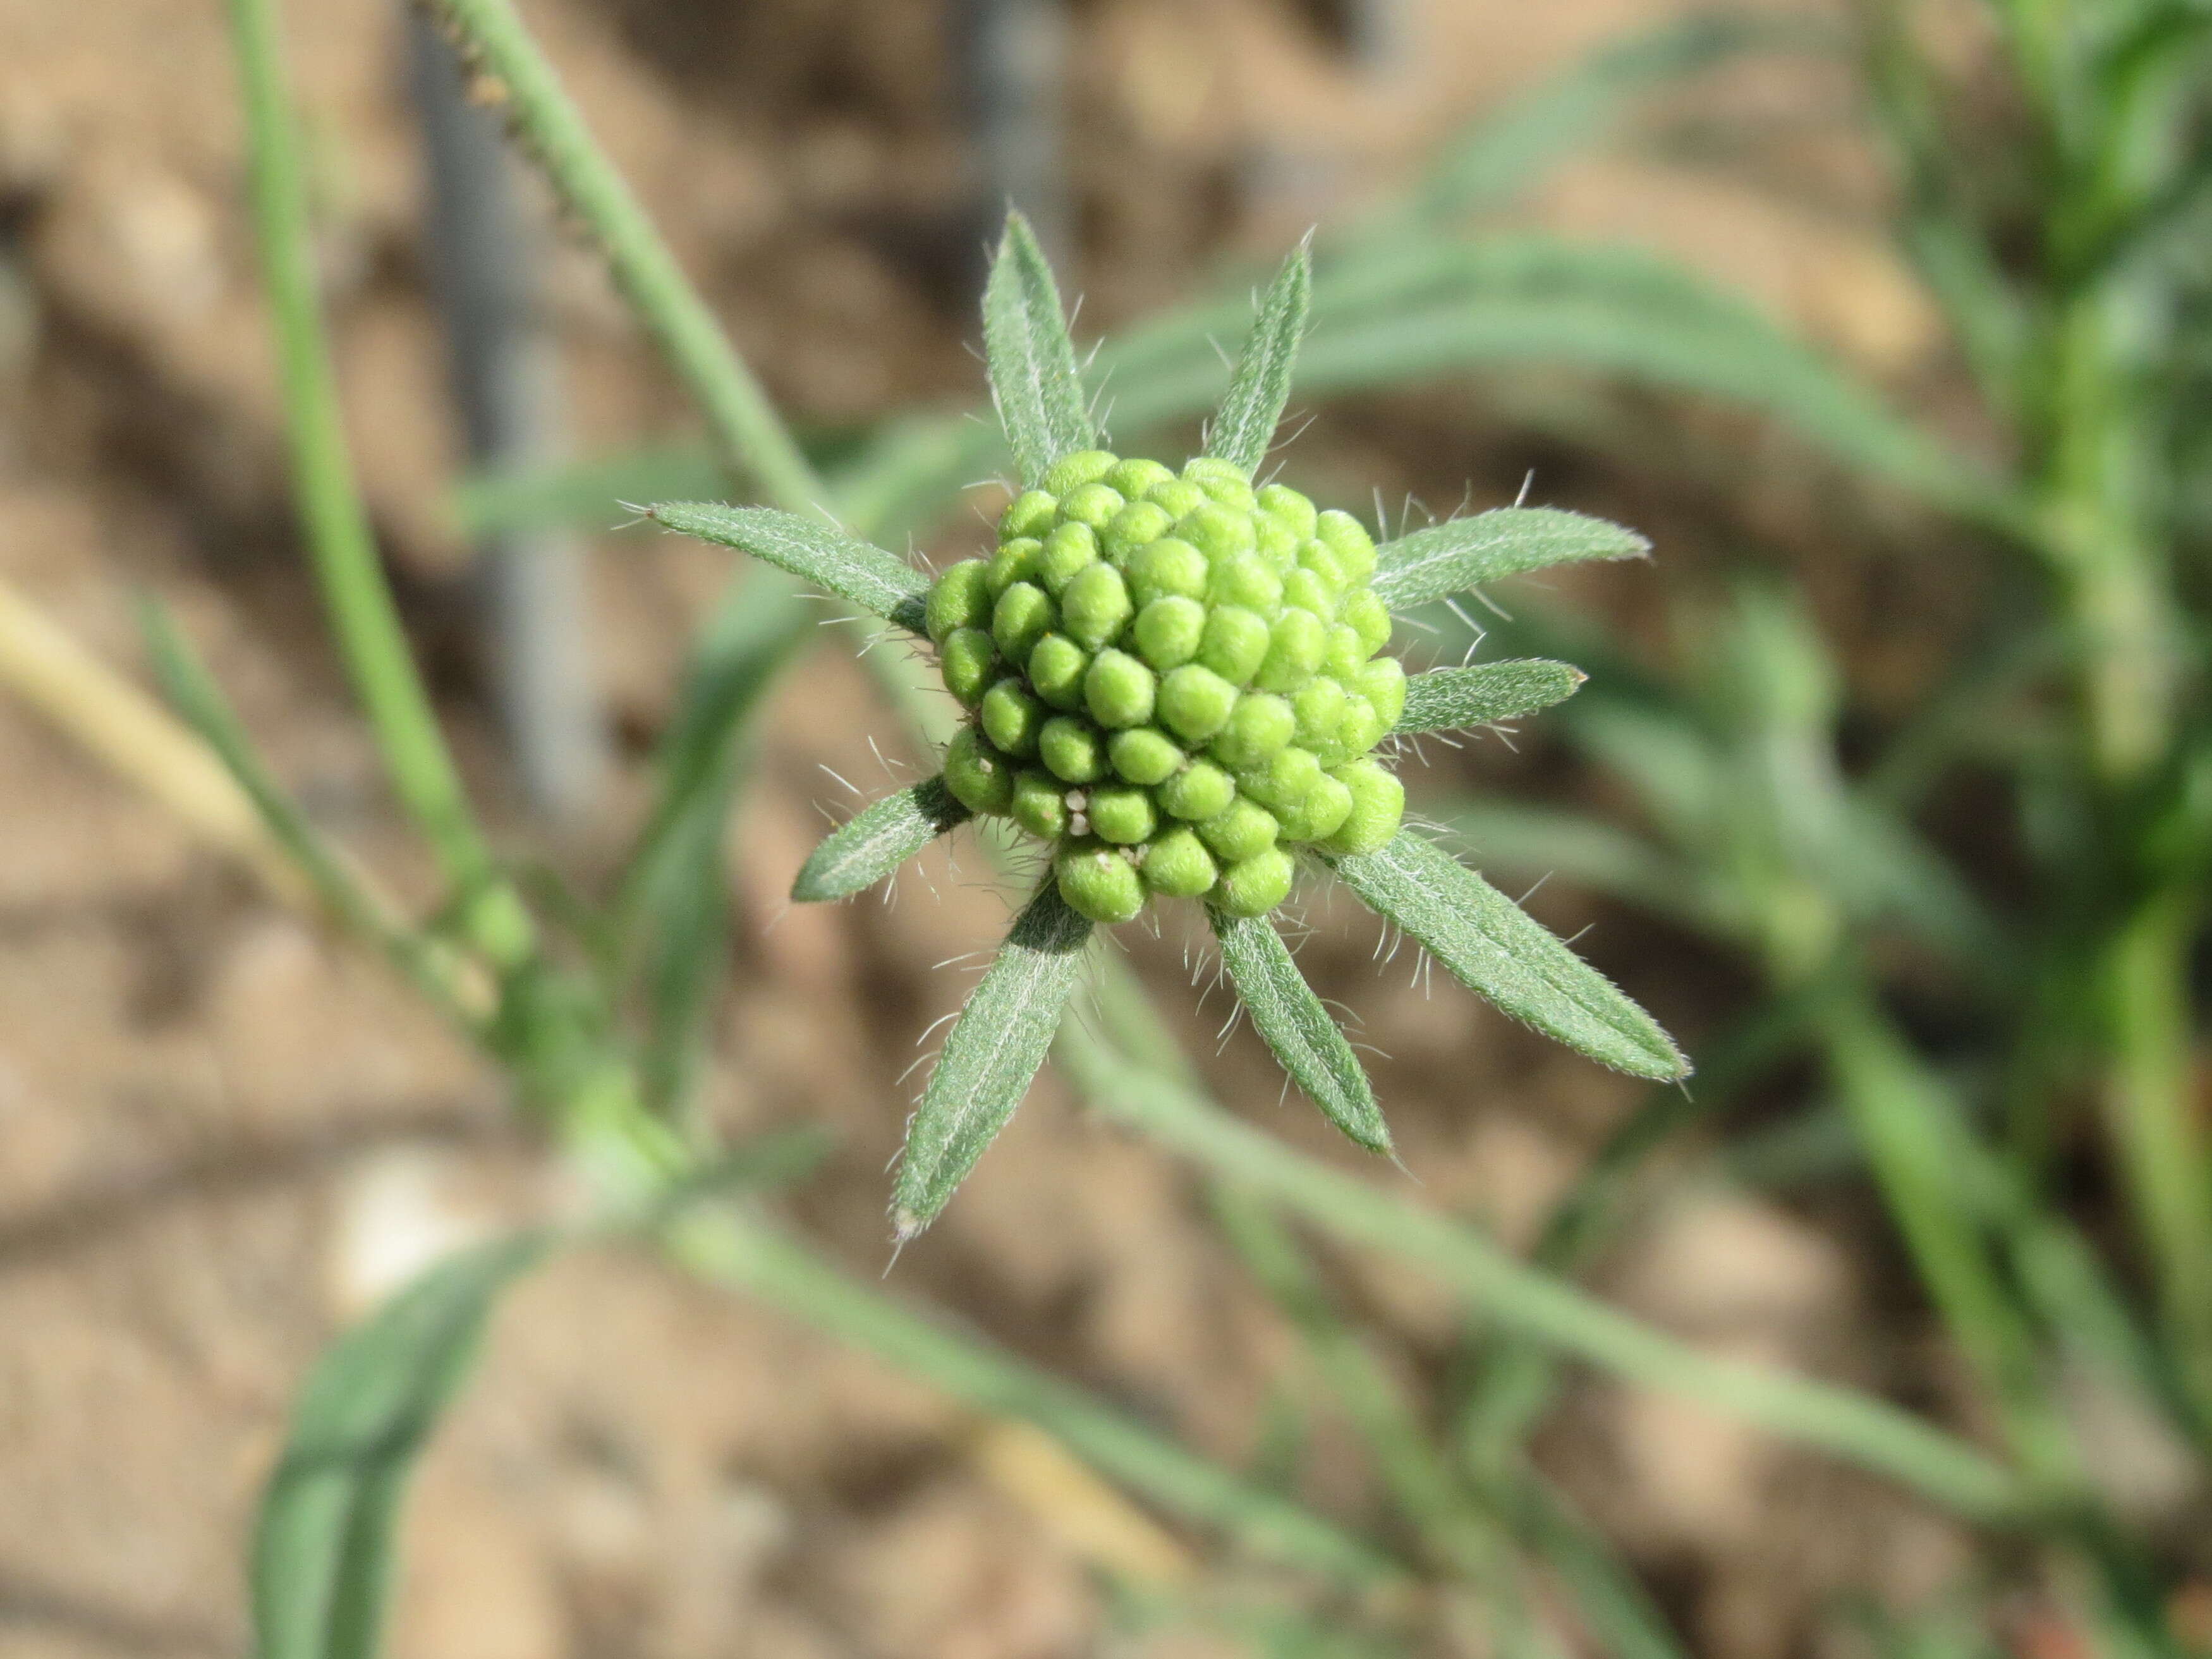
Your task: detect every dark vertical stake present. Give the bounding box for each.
[958,0,1071,268]
[407,11,607,825]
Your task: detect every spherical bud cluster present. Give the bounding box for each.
[927,449,1407,923]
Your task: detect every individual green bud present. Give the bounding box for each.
[944,726,1015,815]
[1254,516,1301,574]
[1319,760,1404,856]
[940,627,1000,706]
[1039,715,1105,783]
[1355,656,1407,729]
[981,678,1047,758]
[1102,501,1173,564]
[1158,758,1236,821]
[1198,606,1272,686]
[1039,521,1100,597]
[1011,767,1071,839]
[1127,537,1209,609]
[1056,841,1145,924]
[1157,663,1239,743]
[1254,608,1327,693]
[1315,508,1378,585]
[1282,567,1339,621]
[1140,825,1219,899]
[1336,693,1388,757]
[1210,691,1296,767]
[1000,489,1057,540]
[1323,623,1366,681]
[926,559,992,643]
[1216,847,1296,917]
[1256,482,1317,540]
[1198,796,1279,862]
[1341,589,1392,657]
[1244,744,1323,814]
[1277,772,1353,843]
[1107,457,1176,499]
[1145,478,1205,521]
[1206,550,1282,615]
[1133,596,1206,671]
[1174,503,1255,563]
[1090,782,1157,844]
[1084,648,1157,728]
[987,537,1044,598]
[1297,539,1346,589]
[1292,678,1348,748]
[1043,449,1120,495]
[1059,481,1126,530]
[1182,455,1256,511]
[1060,562,1133,651]
[1028,633,1090,710]
[992,581,1057,664]
[1109,727,1184,786]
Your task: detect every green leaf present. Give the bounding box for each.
[1396,659,1585,733]
[1210,909,1388,1153]
[1330,829,1687,1081]
[793,776,972,902]
[1206,243,1313,477]
[983,211,1098,487]
[1373,508,1649,609]
[253,1234,546,1659]
[892,884,1094,1235]
[648,503,929,631]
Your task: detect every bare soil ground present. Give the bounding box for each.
[0,1,1988,1655]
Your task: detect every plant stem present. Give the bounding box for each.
[1055,1021,2029,1523]
[413,0,825,518]
[226,0,511,947]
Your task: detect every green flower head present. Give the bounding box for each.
[651,215,1684,1236]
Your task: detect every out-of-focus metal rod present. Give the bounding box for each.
[957,0,1071,268]
[406,9,607,826]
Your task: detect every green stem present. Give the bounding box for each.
[226,0,510,947]
[413,0,824,518]
[664,1203,1404,1589]
[1055,1021,2028,1523]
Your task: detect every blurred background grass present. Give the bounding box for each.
[1,0,2209,1656]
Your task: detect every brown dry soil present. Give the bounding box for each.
[0,1,2016,1656]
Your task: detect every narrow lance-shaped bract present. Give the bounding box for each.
[651,216,1686,1234]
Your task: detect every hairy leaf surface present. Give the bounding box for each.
[1397,659,1585,733]
[794,776,972,902]
[1212,909,1387,1152]
[983,212,1098,485]
[892,885,1093,1234]
[1206,245,1312,476]
[1374,509,1649,609]
[649,503,929,631]
[1331,830,1687,1081]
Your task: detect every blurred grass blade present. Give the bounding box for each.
[1431,799,1723,935]
[140,600,481,1023]
[1206,243,1312,476]
[1331,830,1688,1081]
[253,1234,545,1659]
[983,211,1097,486]
[451,446,724,538]
[1414,14,1825,219]
[1397,660,1586,734]
[1210,909,1389,1153]
[648,504,929,631]
[892,885,1094,1236]
[794,777,972,902]
[1374,509,1650,609]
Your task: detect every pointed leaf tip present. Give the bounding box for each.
[890,884,1094,1232]
[1206,245,1313,477]
[1373,508,1650,609]
[983,214,1098,486]
[793,777,971,902]
[1396,659,1585,735]
[650,503,930,629]
[1212,908,1388,1152]
[1330,829,1688,1082]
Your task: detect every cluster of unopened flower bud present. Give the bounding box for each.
[925,449,1406,923]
